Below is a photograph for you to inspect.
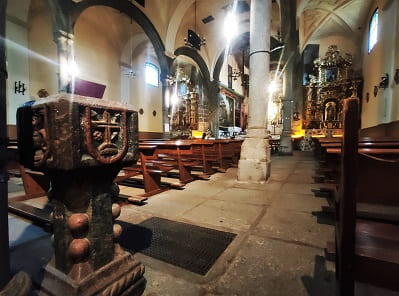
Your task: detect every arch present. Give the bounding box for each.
[120,33,149,64]
[212,49,225,82]
[211,32,247,82]
[212,33,282,83]
[70,0,169,75]
[174,46,211,87]
[165,0,195,56]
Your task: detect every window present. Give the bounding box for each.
[145,62,159,87]
[368,8,379,54]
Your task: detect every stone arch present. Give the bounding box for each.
[69,0,169,75]
[212,49,225,82]
[211,32,249,83]
[212,33,283,83]
[174,46,211,89]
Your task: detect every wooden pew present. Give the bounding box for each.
[335,97,399,294]
[115,144,179,199]
[7,165,52,227]
[141,139,243,176]
[141,140,200,184]
[313,137,399,188]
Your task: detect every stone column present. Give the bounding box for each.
[238,0,271,182]
[279,0,300,155]
[160,74,171,137]
[208,80,220,138]
[55,30,76,93]
[17,94,145,296]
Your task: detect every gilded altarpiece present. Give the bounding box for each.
[303,45,361,135]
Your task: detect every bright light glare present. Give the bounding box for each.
[171,93,179,105]
[268,101,278,121]
[268,81,278,94]
[66,60,80,77]
[224,11,238,41]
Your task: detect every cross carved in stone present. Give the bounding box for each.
[92,110,120,145]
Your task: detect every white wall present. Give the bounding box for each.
[6,20,30,124]
[311,35,362,71]
[74,6,163,132]
[128,42,163,132]
[220,53,245,95]
[361,1,398,128]
[27,2,58,101]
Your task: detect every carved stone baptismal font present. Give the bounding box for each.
[17,94,145,296]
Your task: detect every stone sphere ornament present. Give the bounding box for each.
[68,238,90,262]
[68,213,89,238]
[113,223,123,239]
[112,203,121,219]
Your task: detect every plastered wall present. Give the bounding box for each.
[129,42,163,132]
[6,20,30,124]
[361,1,399,128]
[27,2,58,100]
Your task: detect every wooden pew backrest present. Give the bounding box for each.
[356,153,399,206]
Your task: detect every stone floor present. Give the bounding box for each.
[7,151,397,295]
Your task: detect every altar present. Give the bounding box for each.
[302,45,362,138]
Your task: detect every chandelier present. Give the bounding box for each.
[184,0,206,50]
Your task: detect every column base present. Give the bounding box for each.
[40,251,145,296]
[237,159,271,183]
[237,137,270,183]
[279,131,293,155]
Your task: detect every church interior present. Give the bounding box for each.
[1,0,399,295]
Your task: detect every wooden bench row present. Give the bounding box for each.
[116,139,242,200]
[312,98,399,295]
[8,138,243,225]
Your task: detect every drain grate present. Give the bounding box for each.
[118,217,236,275]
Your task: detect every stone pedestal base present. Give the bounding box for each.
[279,131,293,155]
[40,251,145,296]
[237,137,270,183]
[0,272,31,296]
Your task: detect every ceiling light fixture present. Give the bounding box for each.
[184,0,206,50]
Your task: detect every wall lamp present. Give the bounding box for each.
[379,73,389,89]
[374,73,390,97]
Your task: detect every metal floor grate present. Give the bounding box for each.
[118,217,236,275]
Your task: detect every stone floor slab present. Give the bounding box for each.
[181,199,264,232]
[285,174,316,184]
[233,180,283,192]
[211,235,335,296]
[142,268,202,296]
[253,207,333,249]
[139,194,207,219]
[182,181,227,198]
[211,187,273,206]
[280,182,315,195]
[270,192,328,213]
